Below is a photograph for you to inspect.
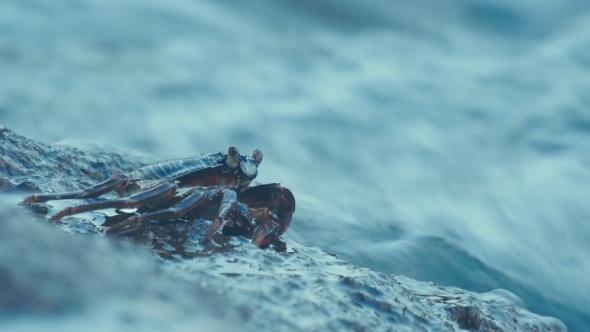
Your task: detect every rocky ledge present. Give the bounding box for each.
[0,126,567,331]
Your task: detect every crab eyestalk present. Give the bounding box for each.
[252,149,263,166]
[226,146,239,168]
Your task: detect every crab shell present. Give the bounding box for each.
[121,147,263,196]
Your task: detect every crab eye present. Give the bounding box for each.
[252,149,263,165]
[240,159,258,179]
[226,146,239,169]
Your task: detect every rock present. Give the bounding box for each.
[0,125,145,193]
[0,126,567,331]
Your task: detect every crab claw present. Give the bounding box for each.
[252,222,280,248]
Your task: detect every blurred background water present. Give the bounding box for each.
[1,0,589,330]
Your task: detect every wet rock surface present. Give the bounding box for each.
[0,125,146,194]
[0,126,567,331]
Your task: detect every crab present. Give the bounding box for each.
[22,147,295,248]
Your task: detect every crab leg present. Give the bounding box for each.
[23,174,131,204]
[49,180,177,221]
[202,189,237,244]
[106,187,208,234]
[107,187,239,244]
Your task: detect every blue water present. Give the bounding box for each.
[1,0,590,330]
